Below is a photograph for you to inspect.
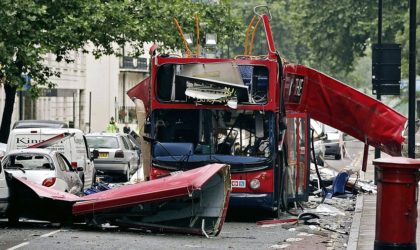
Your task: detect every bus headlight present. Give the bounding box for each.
[250,179,261,190]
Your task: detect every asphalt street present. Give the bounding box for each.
[0,140,366,250]
[0,220,303,250]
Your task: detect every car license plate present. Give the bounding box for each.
[231,180,246,188]
[99,152,108,158]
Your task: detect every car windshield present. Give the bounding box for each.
[3,153,52,170]
[86,136,119,149]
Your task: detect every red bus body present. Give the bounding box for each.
[128,13,406,213]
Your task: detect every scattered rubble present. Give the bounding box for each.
[305,203,346,216]
[263,160,375,249]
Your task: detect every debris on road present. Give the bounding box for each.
[6,164,231,237]
[262,162,364,249]
[304,203,346,217]
[83,182,112,195]
[349,177,377,194]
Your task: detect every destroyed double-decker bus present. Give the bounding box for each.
[127,10,311,215]
[128,7,406,215]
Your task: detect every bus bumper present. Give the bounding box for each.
[229,193,275,211]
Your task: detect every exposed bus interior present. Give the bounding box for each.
[150,109,275,172]
[156,63,269,105]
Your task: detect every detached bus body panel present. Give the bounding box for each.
[283,64,406,156]
[5,164,231,237]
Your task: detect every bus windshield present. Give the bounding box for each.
[152,109,274,159]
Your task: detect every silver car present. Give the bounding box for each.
[323,125,345,160]
[1,148,83,194]
[85,133,140,181]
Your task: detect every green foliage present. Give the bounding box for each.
[229,1,302,60]
[395,1,420,78]
[0,0,242,97]
[288,0,408,75]
[0,0,242,142]
[227,1,412,91]
[0,0,416,103]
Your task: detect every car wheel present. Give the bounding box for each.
[125,164,131,182]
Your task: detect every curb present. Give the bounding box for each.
[346,194,364,250]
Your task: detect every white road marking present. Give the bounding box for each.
[270,244,290,249]
[7,242,29,250]
[40,229,61,238]
[7,229,61,250]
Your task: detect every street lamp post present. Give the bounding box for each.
[375,0,382,161]
[408,0,417,158]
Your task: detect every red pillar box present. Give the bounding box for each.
[373,157,420,250]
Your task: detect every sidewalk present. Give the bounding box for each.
[347,160,420,250]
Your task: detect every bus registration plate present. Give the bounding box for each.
[231,180,246,188]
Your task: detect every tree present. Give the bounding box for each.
[0,0,243,142]
[228,1,407,74]
[228,1,303,61]
[288,0,408,76]
[395,1,420,78]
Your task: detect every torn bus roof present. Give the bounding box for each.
[283,64,406,156]
[73,163,230,215]
[127,76,151,114]
[11,176,83,202]
[73,163,231,236]
[6,164,231,236]
[6,174,82,222]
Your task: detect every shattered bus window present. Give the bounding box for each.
[151,109,273,160]
[156,63,269,105]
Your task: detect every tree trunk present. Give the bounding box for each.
[0,84,17,143]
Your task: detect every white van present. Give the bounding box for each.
[6,128,96,189]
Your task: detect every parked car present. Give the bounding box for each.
[323,125,345,160]
[1,148,83,194]
[6,127,97,189]
[85,133,140,181]
[127,133,142,166]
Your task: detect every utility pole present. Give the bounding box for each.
[72,91,76,128]
[374,0,382,160]
[122,46,126,123]
[89,91,92,133]
[408,0,417,158]
[19,90,23,120]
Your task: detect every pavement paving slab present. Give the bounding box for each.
[347,155,420,250]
